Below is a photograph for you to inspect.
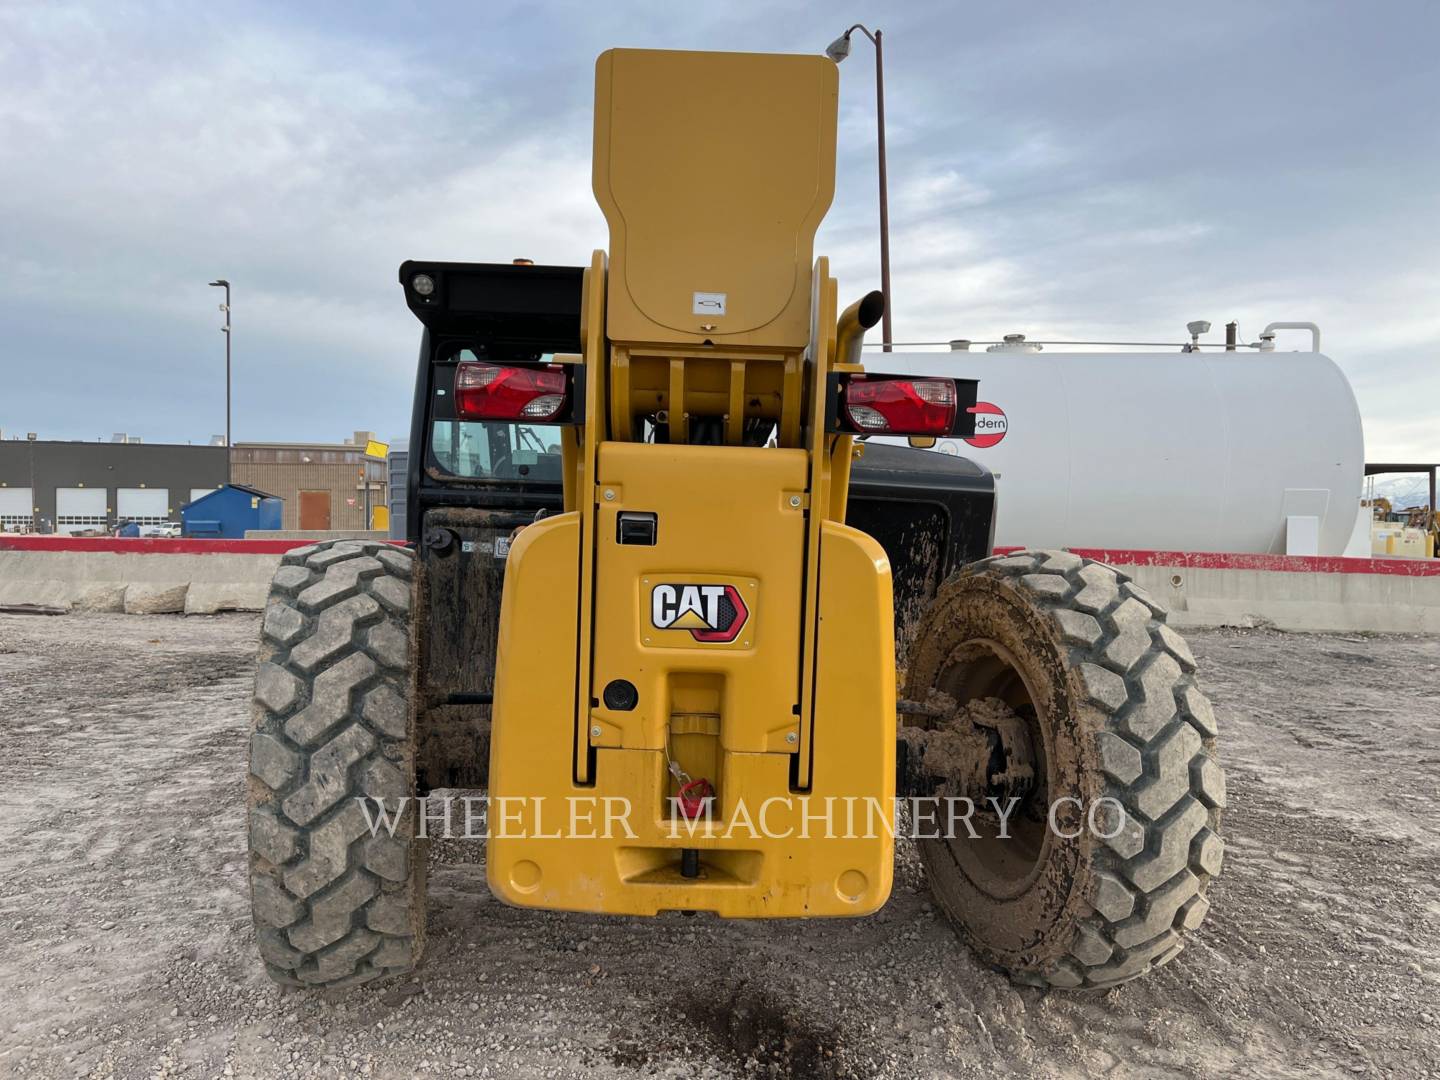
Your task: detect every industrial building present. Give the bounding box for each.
[0,437,227,534]
[231,431,387,532]
[0,429,388,535]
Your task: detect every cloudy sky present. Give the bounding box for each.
[1,1,1436,461]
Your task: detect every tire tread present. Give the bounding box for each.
[942,549,1224,989]
[248,539,424,989]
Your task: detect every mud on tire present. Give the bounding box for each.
[247,540,426,988]
[905,550,1225,989]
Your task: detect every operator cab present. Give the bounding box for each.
[400,259,583,542]
[398,259,582,790]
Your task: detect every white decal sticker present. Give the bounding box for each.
[692,291,727,316]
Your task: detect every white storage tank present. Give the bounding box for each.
[875,337,1365,556]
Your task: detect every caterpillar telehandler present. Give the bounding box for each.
[247,47,1224,992]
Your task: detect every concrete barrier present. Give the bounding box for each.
[3,537,1438,632]
[0,537,306,614]
[1054,549,1440,634]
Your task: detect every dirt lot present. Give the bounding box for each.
[1,612,1438,1079]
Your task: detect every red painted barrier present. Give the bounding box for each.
[0,536,407,555]
[993,547,1440,577]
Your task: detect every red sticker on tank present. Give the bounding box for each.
[965,402,1008,448]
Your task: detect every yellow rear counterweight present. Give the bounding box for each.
[487,48,895,916]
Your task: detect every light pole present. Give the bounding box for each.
[209,279,232,484]
[826,23,893,352]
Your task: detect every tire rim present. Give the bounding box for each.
[933,636,1052,901]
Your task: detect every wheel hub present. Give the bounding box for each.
[897,692,1037,804]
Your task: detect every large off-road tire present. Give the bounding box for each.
[247,539,426,988]
[905,550,1224,989]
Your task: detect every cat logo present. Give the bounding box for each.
[650,583,749,643]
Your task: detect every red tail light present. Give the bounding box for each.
[455,362,568,422]
[840,376,958,436]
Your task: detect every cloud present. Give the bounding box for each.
[896,169,992,216]
[1,0,1437,462]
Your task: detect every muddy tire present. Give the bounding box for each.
[905,550,1224,989]
[247,539,426,988]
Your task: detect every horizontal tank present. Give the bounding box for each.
[873,346,1365,556]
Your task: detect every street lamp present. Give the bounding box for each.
[209,279,232,484]
[826,23,893,352]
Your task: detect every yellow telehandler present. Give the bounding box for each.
[247,47,1223,992]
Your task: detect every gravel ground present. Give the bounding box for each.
[1,612,1438,1079]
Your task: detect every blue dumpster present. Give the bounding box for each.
[181,484,283,539]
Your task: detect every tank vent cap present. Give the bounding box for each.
[987,333,1042,353]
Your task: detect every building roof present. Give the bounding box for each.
[1,439,225,450]
[232,441,368,451]
[188,483,279,505]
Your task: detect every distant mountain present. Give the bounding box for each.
[1366,474,1433,509]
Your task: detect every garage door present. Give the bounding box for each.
[56,487,108,534]
[118,487,170,526]
[0,487,33,532]
[189,488,217,505]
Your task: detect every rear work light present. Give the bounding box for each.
[831,375,970,437]
[455,362,570,422]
